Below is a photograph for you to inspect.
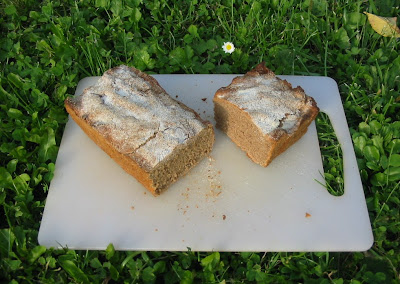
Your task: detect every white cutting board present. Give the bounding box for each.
[38,74,373,251]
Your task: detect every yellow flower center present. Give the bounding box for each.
[226,45,232,50]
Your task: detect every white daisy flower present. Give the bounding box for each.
[222,42,235,54]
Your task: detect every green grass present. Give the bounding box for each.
[1,0,400,282]
[316,112,344,197]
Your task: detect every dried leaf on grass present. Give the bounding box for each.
[364,12,400,38]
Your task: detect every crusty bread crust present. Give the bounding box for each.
[213,62,319,167]
[65,100,158,194]
[65,65,215,195]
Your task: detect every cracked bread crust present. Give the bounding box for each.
[65,65,214,195]
[213,62,319,167]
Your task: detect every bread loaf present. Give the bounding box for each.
[65,65,215,195]
[213,62,319,167]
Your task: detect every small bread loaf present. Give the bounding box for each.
[213,62,319,167]
[65,65,215,195]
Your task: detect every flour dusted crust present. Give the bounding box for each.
[213,62,319,167]
[65,65,215,195]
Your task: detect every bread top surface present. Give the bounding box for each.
[214,62,318,138]
[66,65,208,171]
